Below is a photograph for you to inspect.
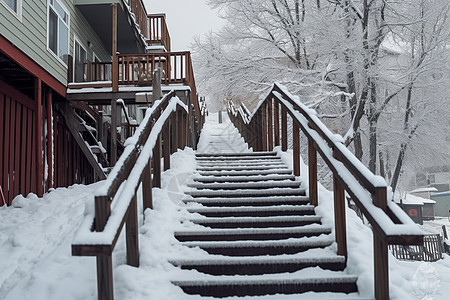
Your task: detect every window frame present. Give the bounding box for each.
[46,0,70,67]
[0,0,22,21]
[73,35,88,82]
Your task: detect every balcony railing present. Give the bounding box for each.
[147,14,171,52]
[127,0,149,39]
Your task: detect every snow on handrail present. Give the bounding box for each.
[73,94,187,245]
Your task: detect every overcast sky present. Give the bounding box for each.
[144,0,225,51]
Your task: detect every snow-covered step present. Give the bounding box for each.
[187,180,301,190]
[183,195,310,207]
[181,238,333,256]
[196,164,288,171]
[194,174,296,183]
[186,188,306,198]
[175,226,331,242]
[196,159,284,166]
[172,276,358,297]
[196,151,277,158]
[187,205,315,218]
[189,215,322,228]
[170,256,347,275]
[198,168,293,176]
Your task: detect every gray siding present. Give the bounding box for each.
[0,0,111,85]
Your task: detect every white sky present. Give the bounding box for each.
[144,0,225,51]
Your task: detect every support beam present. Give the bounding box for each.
[112,4,118,93]
[35,78,43,197]
[46,91,53,190]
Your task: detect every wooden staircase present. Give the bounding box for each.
[171,151,359,298]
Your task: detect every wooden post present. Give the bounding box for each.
[177,109,183,149]
[143,163,153,211]
[261,104,267,151]
[293,120,300,176]
[152,68,162,101]
[374,233,389,300]
[163,122,170,170]
[308,139,318,206]
[110,99,117,166]
[46,91,53,190]
[112,4,118,93]
[35,78,44,197]
[268,99,273,151]
[274,100,280,147]
[96,255,114,300]
[126,195,139,267]
[281,107,287,151]
[153,134,162,188]
[333,172,347,258]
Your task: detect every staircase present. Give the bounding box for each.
[171,150,359,298]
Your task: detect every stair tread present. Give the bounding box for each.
[182,237,333,248]
[172,275,358,285]
[196,152,277,157]
[187,205,315,213]
[190,216,321,223]
[176,225,330,236]
[187,188,306,197]
[188,180,301,189]
[194,174,296,183]
[198,169,293,176]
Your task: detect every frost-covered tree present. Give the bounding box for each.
[193,0,450,191]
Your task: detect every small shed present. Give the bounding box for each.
[394,193,434,225]
[430,191,450,218]
[410,187,438,199]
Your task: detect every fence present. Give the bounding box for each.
[390,234,443,262]
[228,83,424,300]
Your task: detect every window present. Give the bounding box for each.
[1,0,22,18]
[74,38,87,82]
[47,0,69,65]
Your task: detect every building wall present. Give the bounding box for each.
[0,0,110,85]
[430,193,450,217]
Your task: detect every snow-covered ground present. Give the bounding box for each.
[1,112,449,299]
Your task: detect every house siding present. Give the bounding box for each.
[0,0,110,86]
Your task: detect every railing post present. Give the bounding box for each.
[267,99,273,151]
[262,103,267,151]
[152,67,162,101]
[95,195,113,300]
[293,120,300,176]
[96,255,114,300]
[143,163,153,211]
[177,108,183,149]
[153,134,162,188]
[163,121,171,170]
[126,194,139,267]
[274,100,280,147]
[281,107,288,151]
[374,233,389,300]
[112,4,118,93]
[110,98,117,166]
[308,139,318,206]
[333,168,347,258]
[373,186,389,300]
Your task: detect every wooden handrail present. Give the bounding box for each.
[72,90,194,300]
[147,14,171,52]
[227,83,424,300]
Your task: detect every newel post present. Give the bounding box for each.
[308,139,318,206]
[95,195,113,300]
[373,187,389,300]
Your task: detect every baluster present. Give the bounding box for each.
[261,103,268,151]
[126,194,139,267]
[274,100,280,147]
[293,120,300,176]
[308,139,318,206]
[281,107,287,151]
[332,153,347,258]
[268,99,273,150]
[153,134,162,188]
